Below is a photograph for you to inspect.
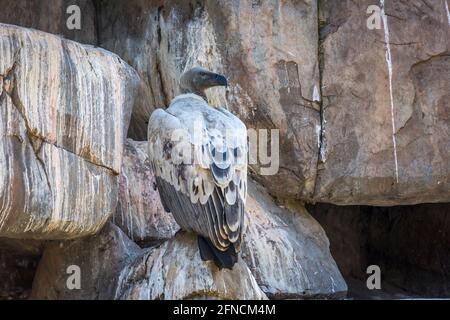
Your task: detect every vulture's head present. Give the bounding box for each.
[180,67,228,100]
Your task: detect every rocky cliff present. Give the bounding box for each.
[0,0,449,300]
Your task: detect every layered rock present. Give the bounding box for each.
[242,181,347,299]
[315,0,450,205]
[0,23,140,239]
[115,139,179,244]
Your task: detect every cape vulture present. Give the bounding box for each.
[148,67,248,269]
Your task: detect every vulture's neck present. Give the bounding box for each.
[181,88,208,102]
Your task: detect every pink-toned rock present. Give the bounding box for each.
[115,139,179,244]
[314,0,450,205]
[96,0,321,200]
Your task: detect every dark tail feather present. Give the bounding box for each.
[197,236,238,270]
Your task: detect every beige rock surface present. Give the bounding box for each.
[115,232,268,300]
[242,180,347,299]
[96,0,321,200]
[315,0,450,205]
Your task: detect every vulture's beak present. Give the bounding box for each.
[207,72,228,88]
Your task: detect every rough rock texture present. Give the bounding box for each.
[115,232,267,300]
[113,177,346,300]
[2,0,449,301]
[308,203,450,298]
[0,238,42,299]
[242,181,347,299]
[0,23,140,239]
[95,0,321,200]
[31,223,141,300]
[0,0,97,44]
[31,224,266,300]
[315,0,450,205]
[115,139,179,245]
[4,1,449,207]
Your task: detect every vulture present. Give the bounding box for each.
[148,67,248,269]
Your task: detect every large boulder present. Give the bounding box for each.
[30,223,266,300]
[314,0,450,205]
[242,181,347,299]
[31,223,142,300]
[115,232,267,300]
[115,139,179,245]
[0,23,141,239]
[113,182,347,300]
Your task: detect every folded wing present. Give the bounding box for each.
[148,94,247,252]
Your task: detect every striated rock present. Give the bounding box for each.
[31,223,141,300]
[96,0,321,200]
[315,0,450,205]
[308,203,450,298]
[115,232,267,300]
[242,180,347,299]
[0,23,140,239]
[0,0,97,44]
[115,139,179,244]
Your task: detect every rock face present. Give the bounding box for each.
[95,0,450,205]
[0,23,140,239]
[116,232,267,300]
[0,0,97,44]
[2,0,448,301]
[31,224,266,300]
[315,0,450,205]
[31,223,141,300]
[242,181,347,299]
[3,1,449,207]
[95,0,321,200]
[309,203,450,298]
[30,173,346,300]
[114,179,346,300]
[0,238,42,299]
[115,139,179,244]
